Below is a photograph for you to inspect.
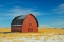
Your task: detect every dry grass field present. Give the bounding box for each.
[0,28,64,42]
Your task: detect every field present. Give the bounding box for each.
[0,28,64,42]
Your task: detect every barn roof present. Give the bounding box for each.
[11,14,39,27]
[11,15,26,26]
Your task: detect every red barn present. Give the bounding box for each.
[11,14,39,32]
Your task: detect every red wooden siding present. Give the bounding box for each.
[22,14,38,32]
[11,26,22,32]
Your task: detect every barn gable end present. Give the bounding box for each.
[28,14,39,27]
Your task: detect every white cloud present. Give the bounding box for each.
[59,16,64,18]
[55,19,64,21]
[0,17,13,20]
[52,3,64,14]
[0,5,4,6]
[6,3,14,4]
[39,24,52,28]
[54,16,64,21]
[14,6,21,8]
[52,21,64,25]
[4,7,43,17]
[0,6,43,20]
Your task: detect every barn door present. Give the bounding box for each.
[28,28,33,32]
[28,23,33,32]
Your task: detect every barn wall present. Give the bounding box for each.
[22,14,38,32]
[11,26,22,32]
[22,26,28,32]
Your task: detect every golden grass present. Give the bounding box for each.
[38,28,64,34]
[0,28,64,34]
[0,28,64,42]
[0,28,11,32]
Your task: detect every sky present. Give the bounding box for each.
[0,0,64,28]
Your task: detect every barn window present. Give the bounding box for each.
[29,23,32,26]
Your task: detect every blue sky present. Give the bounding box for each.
[0,0,64,28]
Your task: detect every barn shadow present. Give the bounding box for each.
[0,32,22,34]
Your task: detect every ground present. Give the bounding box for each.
[0,28,64,42]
